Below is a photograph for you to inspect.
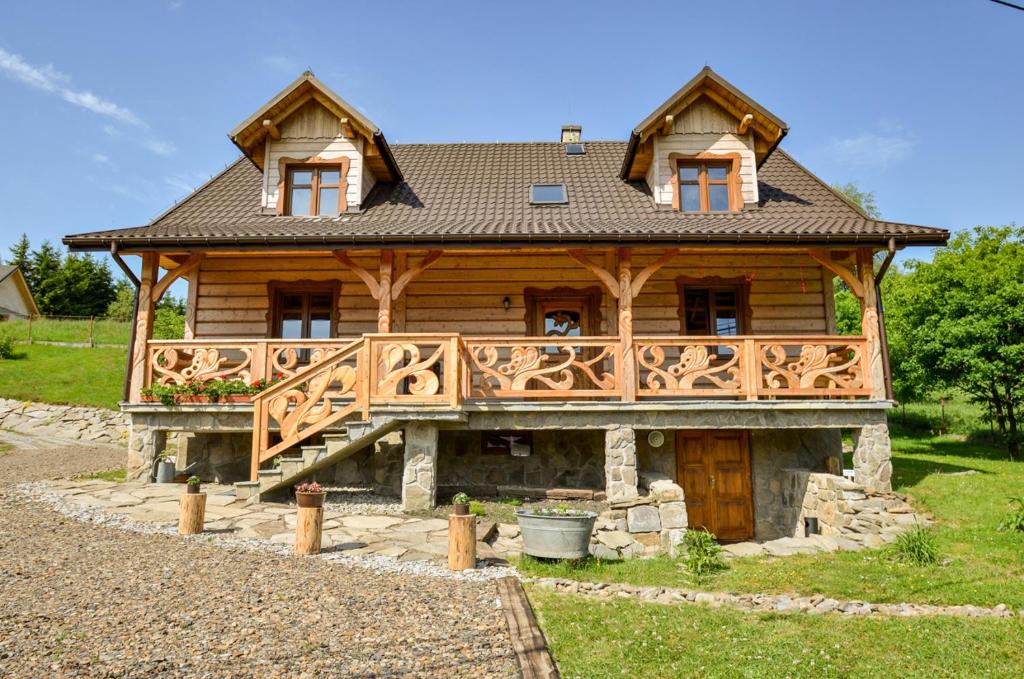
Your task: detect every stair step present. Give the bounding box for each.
[278,455,306,478]
[257,468,282,492]
[234,481,260,502]
[300,445,327,466]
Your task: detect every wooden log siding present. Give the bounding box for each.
[189,249,831,340]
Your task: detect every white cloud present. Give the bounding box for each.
[826,126,916,168]
[0,47,174,156]
[91,152,115,168]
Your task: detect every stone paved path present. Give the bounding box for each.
[36,479,524,568]
[0,434,517,677]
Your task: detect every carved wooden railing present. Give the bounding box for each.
[366,334,461,408]
[463,336,622,399]
[635,336,871,400]
[249,339,365,479]
[145,338,358,390]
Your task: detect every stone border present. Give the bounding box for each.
[0,398,128,446]
[528,577,1024,619]
[14,481,517,583]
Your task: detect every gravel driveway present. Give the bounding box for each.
[0,436,516,677]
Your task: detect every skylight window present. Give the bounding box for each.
[565,143,585,155]
[530,183,568,205]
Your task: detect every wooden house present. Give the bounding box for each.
[64,68,947,542]
[0,265,39,321]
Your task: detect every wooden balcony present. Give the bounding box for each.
[141,333,872,405]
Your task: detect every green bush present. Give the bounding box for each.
[469,500,487,517]
[997,497,1024,533]
[681,529,726,579]
[891,524,941,566]
[0,331,15,359]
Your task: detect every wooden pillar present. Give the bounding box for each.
[128,252,159,402]
[183,272,198,340]
[448,514,477,571]
[392,252,407,332]
[295,505,325,555]
[377,250,394,333]
[178,492,206,535]
[856,248,886,400]
[617,248,636,402]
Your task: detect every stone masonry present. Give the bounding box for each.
[852,423,893,492]
[0,399,128,446]
[604,425,638,502]
[590,471,688,559]
[401,422,439,511]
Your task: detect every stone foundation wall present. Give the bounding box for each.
[793,471,921,548]
[435,429,604,496]
[590,473,688,559]
[0,398,128,446]
[751,429,843,541]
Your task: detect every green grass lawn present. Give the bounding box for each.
[0,318,130,345]
[530,589,1024,678]
[0,344,125,409]
[521,429,1024,608]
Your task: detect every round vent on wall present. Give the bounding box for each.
[647,431,665,448]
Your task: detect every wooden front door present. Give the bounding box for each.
[676,430,754,541]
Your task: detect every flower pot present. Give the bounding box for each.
[187,484,201,494]
[155,460,176,484]
[516,510,598,560]
[453,502,470,516]
[296,491,327,508]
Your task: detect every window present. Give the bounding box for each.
[677,278,749,336]
[269,282,339,341]
[286,166,342,216]
[676,162,733,213]
[530,183,568,205]
[565,143,585,155]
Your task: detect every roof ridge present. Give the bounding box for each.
[391,140,627,148]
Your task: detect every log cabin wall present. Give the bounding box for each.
[189,248,833,339]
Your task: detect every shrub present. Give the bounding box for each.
[0,331,15,359]
[681,529,726,579]
[452,492,470,505]
[469,500,487,517]
[891,524,941,566]
[997,496,1024,533]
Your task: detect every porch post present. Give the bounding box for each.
[617,248,637,402]
[378,250,394,333]
[402,422,439,510]
[854,248,892,491]
[605,425,639,502]
[856,248,886,401]
[128,252,158,402]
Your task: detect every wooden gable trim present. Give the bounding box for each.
[669,152,744,212]
[276,155,351,216]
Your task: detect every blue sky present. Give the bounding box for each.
[1,0,1020,274]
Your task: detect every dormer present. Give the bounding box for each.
[620,67,787,211]
[228,71,401,216]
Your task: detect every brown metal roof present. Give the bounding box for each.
[64,141,948,250]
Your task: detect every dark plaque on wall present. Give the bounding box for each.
[482,431,533,457]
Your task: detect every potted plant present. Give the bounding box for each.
[295,481,326,508]
[515,505,598,559]
[186,475,202,494]
[452,492,471,516]
[154,450,176,484]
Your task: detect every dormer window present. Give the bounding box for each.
[286,166,342,216]
[671,154,743,213]
[677,162,731,212]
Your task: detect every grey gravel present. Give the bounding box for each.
[0,438,517,677]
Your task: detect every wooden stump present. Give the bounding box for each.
[295,506,324,555]
[448,514,477,571]
[178,493,206,535]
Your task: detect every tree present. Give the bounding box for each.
[833,279,861,335]
[831,182,880,219]
[7,233,30,271]
[34,252,116,317]
[893,226,1024,460]
[106,280,136,321]
[153,294,186,339]
[26,241,61,296]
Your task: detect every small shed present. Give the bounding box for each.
[0,265,39,320]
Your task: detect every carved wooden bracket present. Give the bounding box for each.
[333,250,383,299]
[567,248,679,301]
[151,252,204,304]
[567,249,620,299]
[807,248,863,299]
[391,250,443,299]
